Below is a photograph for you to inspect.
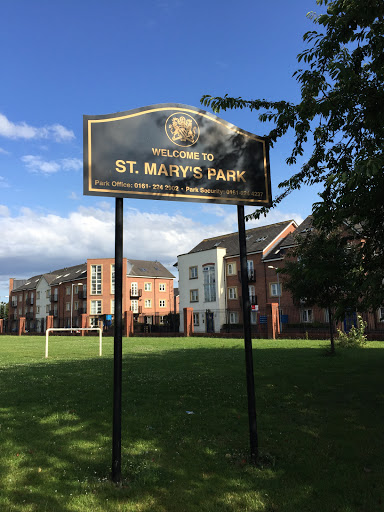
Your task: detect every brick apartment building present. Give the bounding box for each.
[177,216,384,337]
[8,258,176,333]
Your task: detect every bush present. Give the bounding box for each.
[337,315,367,348]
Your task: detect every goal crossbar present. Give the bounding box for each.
[45,328,102,359]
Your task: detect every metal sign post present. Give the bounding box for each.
[237,205,258,463]
[112,197,123,483]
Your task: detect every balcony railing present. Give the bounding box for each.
[78,308,87,315]
[130,289,142,299]
[238,270,256,282]
[50,295,58,303]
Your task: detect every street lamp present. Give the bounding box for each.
[268,266,282,332]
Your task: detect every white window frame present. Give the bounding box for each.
[66,286,71,296]
[144,282,152,292]
[145,299,152,308]
[203,265,216,302]
[229,311,239,324]
[190,289,199,302]
[110,264,115,295]
[91,265,102,295]
[270,282,281,297]
[227,262,236,276]
[91,300,102,315]
[228,287,238,300]
[66,302,70,312]
[131,300,139,313]
[189,266,198,279]
[193,312,199,326]
[301,309,313,323]
[159,299,166,308]
[159,283,166,292]
[131,282,138,295]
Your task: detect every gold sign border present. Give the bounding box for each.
[86,106,271,205]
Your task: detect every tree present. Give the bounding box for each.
[0,301,8,320]
[279,228,363,353]
[201,0,384,310]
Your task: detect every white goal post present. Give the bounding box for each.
[45,328,102,359]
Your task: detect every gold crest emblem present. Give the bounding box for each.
[165,112,200,147]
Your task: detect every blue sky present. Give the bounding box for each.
[0,0,326,300]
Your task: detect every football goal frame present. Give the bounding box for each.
[45,327,102,359]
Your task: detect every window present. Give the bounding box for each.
[229,311,239,324]
[19,308,22,315]
[66,302,71,312]
[74,285,78,294]
[190,289,199,302]
[145,299,152,308]
[144,282,152,292]
[203,265,216,302]
[131,282,138,296]
[159,315,165,325]
[193,313,199,326]
[66,286,70,295]
[111,300,115,314]
[46,290,50,299]
[227,287,238,300]
[301,309,313,323]
[19,295,22,303]
[159,299,166,308]
[131,300,139,313]
[247,260,255,280]
[46,305,50,314]
[378,307,384,322]
[111,265,115,295]
[36,306,40,314]
[36,291,40,300]
[270,283,281,297]
[189,266,198,279]
[91,300,102,314]
[251,311,257,324]
[227,262,236,275]
[91,265,102,295]
[159,283,166,292]
[90,317,98,327]
[74,301,79,311]
[249,285,255,300]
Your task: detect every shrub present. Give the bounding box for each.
[337,315,367,348]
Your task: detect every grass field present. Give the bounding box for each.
[0,335,383,512]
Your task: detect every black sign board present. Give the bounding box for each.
[83,104,271,206]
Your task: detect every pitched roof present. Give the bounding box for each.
[263,215,314,262]
[11,263,87,292]
[49,263,87,286]
[126,259,175,279]
[187,220,296,257]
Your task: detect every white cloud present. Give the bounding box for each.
[21,155,82,175]
[0,204,305,298]
[0,147,10,155]
[0,113,74,142]
[0,205,10,216]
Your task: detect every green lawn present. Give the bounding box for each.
[0,335,383,511]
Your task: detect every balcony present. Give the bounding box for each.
[130,306,142,314]
[25,298,34,306]
[50,295,59,303]
[130,289,142,299]
[78,290,87,299]
[237,270,256,282]
[78,308,87,315]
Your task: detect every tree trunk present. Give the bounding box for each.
[328,306,335,354]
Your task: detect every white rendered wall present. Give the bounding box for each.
[178,247,227,333]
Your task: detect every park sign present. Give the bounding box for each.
[83,103,271,206]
